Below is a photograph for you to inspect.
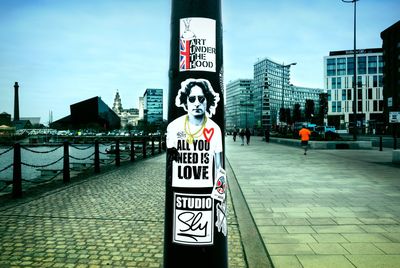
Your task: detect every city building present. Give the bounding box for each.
[225,79,254,131]
[143,88,163,124]
[112,90,140,128]
[381,20,400,132]
[253,57,322,130]
[51,96,120,130]
[288,86,323,116]
[324,48,384,133]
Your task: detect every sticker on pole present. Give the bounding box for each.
[173,193,214,245]
[166,78,223,188]
[179,17,216,72]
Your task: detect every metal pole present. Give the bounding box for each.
[164,1,227,267]
[94,140,100,173]
[12,143,22,198]
[63,141,70,183]
[353,0,358,141]
[142,138,146,158]
[379,136,383,151]
[131,140,135,162]
[115,139,120,166]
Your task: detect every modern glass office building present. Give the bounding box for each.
[324,48,384,133]
[253,58,322,130]
[225,79,254,131]
[143,88,163,124]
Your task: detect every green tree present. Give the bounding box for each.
[305,99,315,122]
[279,107,286,123]
[293,103,302,123]
[317,93,328,125]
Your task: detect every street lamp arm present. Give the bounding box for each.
[341,0,358,3]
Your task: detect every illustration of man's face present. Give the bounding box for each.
[187,85,207,118]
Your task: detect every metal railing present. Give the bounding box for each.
[0,136,165,198]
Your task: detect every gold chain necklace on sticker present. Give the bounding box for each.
[184,115,207,144]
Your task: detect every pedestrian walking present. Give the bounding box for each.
[233,127,237,142]
[239,128,245,146]
[265,127,270,143]
[299,124,311,155]
[245,128,251,145]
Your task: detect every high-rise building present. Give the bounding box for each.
[225,79,254,131]
[253,58,322,129]
[324,48,384,133]
[381,21,400,131]
[143,88,163,124]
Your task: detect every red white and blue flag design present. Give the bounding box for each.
[180,39,191,71]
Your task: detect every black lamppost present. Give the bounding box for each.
[342,0,359,140]
[280,62,296,126]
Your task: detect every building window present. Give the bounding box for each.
[347,57,354,75]
[337,77,342,89]
[358,56,367,75]
[379,100,384,111]
[358,88,362,100]
[358,101,362,112]
[347,89,352,100]
[378,75,383,87]
[368,56,377,74]
[331,77,336,89]
[327,90,331,101]
[357,76,362,88]
[337,58,346,75]
[342,89,347,100]
[368,88,372,99]
[332,102,336,112]
[378,56,384,73]
[373,100,378,111]
[337,101,342,112]
[373,76,378,87]
[327,58,336,76]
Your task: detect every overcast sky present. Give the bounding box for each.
[0,0,398,125]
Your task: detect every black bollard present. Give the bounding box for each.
[115,140,120,167]
[379,136,383,151]
[94,140,100,173]
[164,1,227,267]
[159,135,162,153]
[143,138,147,158]
[63,141,70,183]
[151,136,155,156]
[131,140,135,162]
[12,143,22,198]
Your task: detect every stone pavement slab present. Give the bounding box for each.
[0,154,246,267]
[225,137,400,268]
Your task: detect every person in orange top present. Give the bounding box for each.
[299,125,311,155]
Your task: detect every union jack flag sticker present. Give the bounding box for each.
[179,39,191,71]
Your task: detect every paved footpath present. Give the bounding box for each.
[0,154,246,267]
[226,137,400,268]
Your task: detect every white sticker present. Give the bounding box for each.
[173,193,214,245]
[179,17,216,72]
[166,78,223,188]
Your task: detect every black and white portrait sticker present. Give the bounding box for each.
[173,193,214,245]
[179,17,216,72]
[167,78,225,188]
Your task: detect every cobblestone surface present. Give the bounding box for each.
[0,154,246,267]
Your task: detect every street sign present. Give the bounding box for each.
[389,111,400,123]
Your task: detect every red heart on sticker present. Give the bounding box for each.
[203,128,214,143]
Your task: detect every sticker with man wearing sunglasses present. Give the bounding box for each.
[166,78,225,189]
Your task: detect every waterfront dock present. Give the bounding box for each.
[1,138,400,267]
